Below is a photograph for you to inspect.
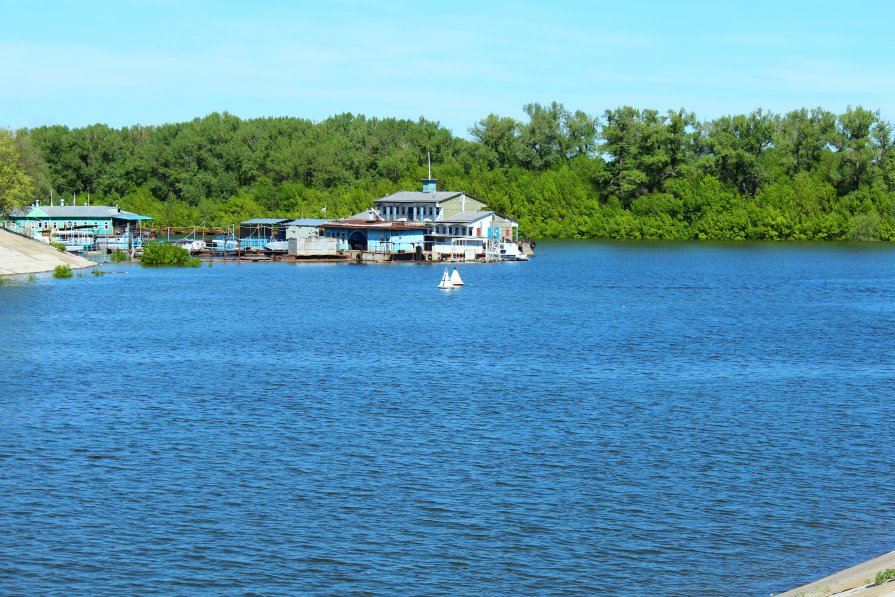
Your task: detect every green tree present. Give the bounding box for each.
[700,109,776,197]
[470,114,522,168]
[834,106,880,195]
[0,129,35,216]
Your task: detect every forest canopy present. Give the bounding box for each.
[5,102,895,241]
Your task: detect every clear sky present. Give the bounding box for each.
[2,0,894,137]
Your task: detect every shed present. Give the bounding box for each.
[283,218,327,240]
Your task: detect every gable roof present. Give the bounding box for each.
[374,191,463,204]
[348,208,383,221]
[439,210,495,224]
[21,205,152,220]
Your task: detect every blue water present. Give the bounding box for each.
[2,242,894,595]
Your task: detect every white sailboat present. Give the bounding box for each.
[450,267,464,286]
[438,268,454,289]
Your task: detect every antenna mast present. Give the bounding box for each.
[427,151,431,178]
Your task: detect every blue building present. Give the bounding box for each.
[321,219,428,255]
[4,204,153,237]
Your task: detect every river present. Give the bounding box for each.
[1,241,893,595]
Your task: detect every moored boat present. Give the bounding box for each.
[175,239,207,254]
[497,240,529,261]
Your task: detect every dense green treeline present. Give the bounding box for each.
[6,102,895,240]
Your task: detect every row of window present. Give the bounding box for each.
[31,221,110,229]
[383,205,439,219]
[435,226,475,236]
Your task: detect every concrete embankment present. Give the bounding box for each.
[0,228,95,275]
[777,550,895,596]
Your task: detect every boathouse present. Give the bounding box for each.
[3,204,153,237]
[374,178,518,241]
[429,211,519,258]
[321,219,428,254]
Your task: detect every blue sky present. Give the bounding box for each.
[2,0,894,136]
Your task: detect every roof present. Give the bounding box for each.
[374,191,463,204]
[114,213,154,221]
[492,213,519,225]
[348,208,383,221]
[440,210,495,224]
[240,218,291,225]
[21,205,153,220]
[283,218,327,226]
[322,220,428,231]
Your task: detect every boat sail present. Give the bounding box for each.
[438,268,453,289]
[450,267,464,286]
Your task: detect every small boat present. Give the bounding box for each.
[175,239,207,254]
[450,267,464,286]
[498,241,529,261]
[438,268,453,290]
[211,238,239,254]
[265,240,289,252]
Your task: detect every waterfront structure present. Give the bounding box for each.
[376,178,518,239]
[3,204,153,238]
[239,218,290,250]
[317,178,521,261]
[321,219,428,255]
[283,218,327,240]
[374,178,485,222]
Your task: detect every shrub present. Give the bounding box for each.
[848,211,881,241]
[110,250,130,262]
[876,568,895,586]
[52,241,66,252]
[53,265,73,278]
[140,243,201,267]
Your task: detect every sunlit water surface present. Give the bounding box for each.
[1,241,894,595]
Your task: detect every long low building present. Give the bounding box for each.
[4,204,153,237]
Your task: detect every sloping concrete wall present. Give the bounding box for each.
[0,228,96,275]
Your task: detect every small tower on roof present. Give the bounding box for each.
[422,151,437,192]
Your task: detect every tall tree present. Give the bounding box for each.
[0,129,36,216]
[834,106,879,195]
[519,101,570,171]
[470,114,522,168]
[775,108,837,177]
[701,109,776,197]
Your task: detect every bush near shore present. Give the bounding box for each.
[140,243,200,267]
